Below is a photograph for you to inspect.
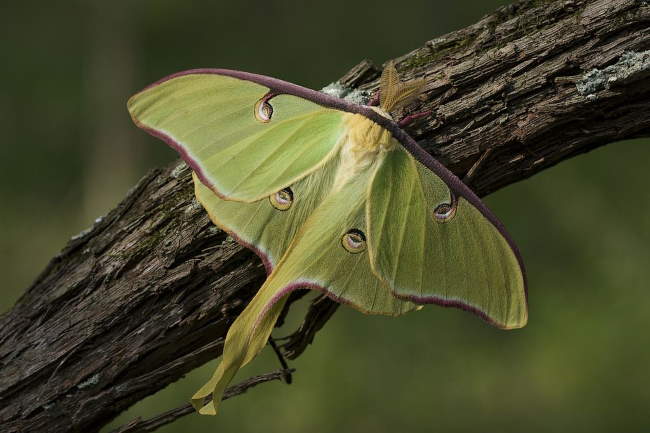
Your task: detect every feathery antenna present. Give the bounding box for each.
[379,61,425,113]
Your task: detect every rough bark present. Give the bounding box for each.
[1,0,649,432]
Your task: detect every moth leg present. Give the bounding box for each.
[276,295,340,360]
[462,147,495,187]
[397,110,432,127]
[268,337,293,384]
[275,290,308,328]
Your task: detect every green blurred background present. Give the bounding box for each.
[2,1,649,432]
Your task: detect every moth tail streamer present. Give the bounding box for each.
[191,277,290,415]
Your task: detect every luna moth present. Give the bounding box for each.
[127,62,527,415]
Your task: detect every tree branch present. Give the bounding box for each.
[1,0,649,432]
[109,369,295,433]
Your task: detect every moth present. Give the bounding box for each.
[128,62,528,415]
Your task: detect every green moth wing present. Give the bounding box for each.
[128,66,528,416]
[191,153,417,415]
[190,272,291,415]
[258,164,418,316]
[128,72,346,202]
[193,156,418,316]
[367,145,527,329]
[191,153,336,273]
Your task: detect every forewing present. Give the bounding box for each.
[128,72,345,202]
[367,145,527,329]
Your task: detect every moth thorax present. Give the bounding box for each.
[331,115,388,192]
[345,114,393,153]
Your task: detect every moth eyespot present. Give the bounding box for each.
[341,229,367,254]
[254,98,273,122]
[269,187,293,210]
[433,203,456,223]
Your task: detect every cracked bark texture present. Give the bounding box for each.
[1,0,649,432]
